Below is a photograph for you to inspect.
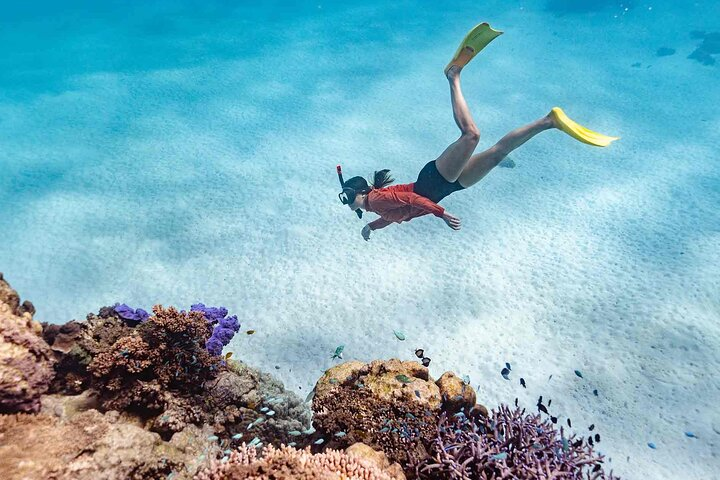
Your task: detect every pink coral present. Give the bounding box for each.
[194,444,399,480]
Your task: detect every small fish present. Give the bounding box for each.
[593,389,599,396]
[551,416,557,424]
[491,452,508,461]
[415,348,424,358]
[266,410,275,416]
[395,374,413,384]
[520,378,526,388]
[334,431,347,437]
[331,345,345,360]
[595,433,600,442]
[538,404,548,414]
[588,436,594,446]
[225,352,233,360]
[231,433,243,440]
[305,388,316,403]
[255,442,263,448]
[314,438,325,445]
[589,424,595,431]
[506,362,512,371]
[379,427,390,433]
[514,397,518,407]
[207,435,219,441]
[288,431,302,436]
[248,437,261,446]
[421,357,431,367]
[223,449,232,455]
[462,375,471,385]
[537,396,543,405]
[548,374,553,381]
[393,330,406,341]
[574,370,583,378]
[501,368,510,380]
[567,419,572,428]
[303,427,316,435]
[246,330,255,335]
[260,407,269,412]
[288,442,297,447]
[685,432,697,438]
[415,390,421,398]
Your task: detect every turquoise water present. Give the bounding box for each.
[1,1,718,477]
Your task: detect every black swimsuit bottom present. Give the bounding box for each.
[413,160,465,203]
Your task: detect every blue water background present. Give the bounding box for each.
[1,1,719,478]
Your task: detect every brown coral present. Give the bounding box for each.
[194,444,400,480]
[0,273,55,413]
[87,305,220,416]
[312,383,437,467]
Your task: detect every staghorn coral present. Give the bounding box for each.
[0,273,55,413]
[194,443,400,480]
[88,305,220,415]
[413,404,620,480]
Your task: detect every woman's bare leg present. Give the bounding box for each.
[433,62,481,183]
[457,113,556,188]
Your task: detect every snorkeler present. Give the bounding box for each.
[337,23,619,241]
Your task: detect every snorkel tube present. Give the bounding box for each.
[337,165,363,219]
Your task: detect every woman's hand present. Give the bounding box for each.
[442,211,461,230]
[361,224,372,241]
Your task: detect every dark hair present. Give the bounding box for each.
[344,169,395,194]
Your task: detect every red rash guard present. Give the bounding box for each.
[363,183,445,230]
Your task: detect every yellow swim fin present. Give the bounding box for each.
[445,22,503,75]
[550,107,620,147]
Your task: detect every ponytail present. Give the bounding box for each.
[371,169,394,189]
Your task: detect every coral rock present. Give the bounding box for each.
[345,443,406,480]
[0,274,55,413]
[0,408,219,480]
[435,371,476,414]
[317,359,441,410]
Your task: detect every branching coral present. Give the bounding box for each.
[413,404,620,480]
[88,305,220,413]
[194,444,398,480]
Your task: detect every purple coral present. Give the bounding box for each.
[191,303,240,356]
[414,404,620,479]
[113,303,150,325]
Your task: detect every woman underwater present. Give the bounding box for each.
[337,23,619,241]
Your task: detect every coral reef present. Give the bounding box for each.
[0,274,620,480]
[413,405,619,480]
[194,443,402,480]
[0,273,55,413]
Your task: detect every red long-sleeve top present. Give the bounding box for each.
[363,183,445,230]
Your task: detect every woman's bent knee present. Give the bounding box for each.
[462,129,480,143]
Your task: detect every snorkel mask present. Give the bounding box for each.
[337,165,363,219]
